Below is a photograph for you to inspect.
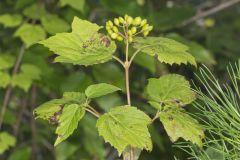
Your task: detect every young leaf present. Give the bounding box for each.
[0,72,10,88]
[0,132,16,154]
[96,106,152,155]
[14,24,46,48]
[147,74,196,105]
[0,14,22,28]
[41,14,70,35]
[133,37,196,66]
[85,83,121,99]
[39,17,116,66]
[34,99,66,120]
[60,0,85,13]
[55,104,85,146]
[71,17,102,40]
[159,106,204,147]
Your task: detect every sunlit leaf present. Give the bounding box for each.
[40,17,116,66]
[96,106,152,155]
[159,106,204,147]
[34,99,66,120]
[147,74,196,105]
[85,83,121,99]
[133,37,196,66]
[55,104,85,146]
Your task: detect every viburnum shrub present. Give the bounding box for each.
[34,15,204,160]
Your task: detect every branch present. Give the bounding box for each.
[86,105,101,118]
[113,56,125,67]
[0,45,26,130]
[181,0,240,26]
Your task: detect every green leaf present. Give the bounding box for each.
[55,142,78,160]
[0,132,16,154]
[55,104,85,146]
[159,107,204,147]
[63,92,86,104]
[166,33,216,65]
[85,83,121,99]
[14,24,46,48]
[34,99,66,120]
[41,14,70,35]
[8,146,31,160]
[0,72,10,88]
[11,64,41,91]
[133,37,196,66]
[148,101,162,110]
[147,74,196,105]
[0,54,15,70]
[20,64,41,80]
[0,14,22,28]
[96,106,152,155]
[60,0,85,13]
[23,4,46,19]
[39,17,116,66]
[71,17,102,41]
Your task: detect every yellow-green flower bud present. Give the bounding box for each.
[124,14,129,20]
[148,25,153,31]
[108,21,113,27]
[111,33,118,39]
[117,36,123,41]
[128,36,133,42]
[126,16,133,25]
[107,29,113,34]
[143,31,149,37]
[106,25,111,31]
[140,19,147,26]
[119,17,125,24]
[113,26,118,33]
[114,18,120,26]
[204,18,215,28]
[142,24,149,31]
[133,17,141,25]
[130,27,137,34]
[128,30,133,36]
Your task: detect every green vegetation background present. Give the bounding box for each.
[0,0,239,159]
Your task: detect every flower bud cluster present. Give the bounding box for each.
[105,15,153,42]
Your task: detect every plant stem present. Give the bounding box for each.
[125,61,131,106]
[123,37,134,160]
[0,45,25,130]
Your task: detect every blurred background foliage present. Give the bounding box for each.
[0,0,240,159]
